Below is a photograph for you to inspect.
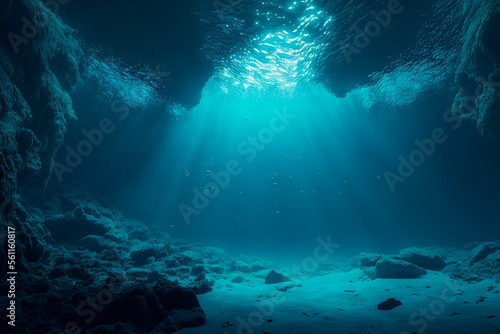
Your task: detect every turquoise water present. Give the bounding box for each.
[51,0,500,259]
[80,86,497,260]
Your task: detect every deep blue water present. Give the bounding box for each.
[2,0,500,333]
[47,0,500,259]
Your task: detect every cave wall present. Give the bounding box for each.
[452,1,500,137]
[0,0,84,269]
[57,0,215,109]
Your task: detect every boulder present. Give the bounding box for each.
[265,270,291,284]
[79,235,115,252]
[190,264,205,276]
[397,247,446,271]
[45,205,112,242]
[375,256,427,278]
[362,266,377,280]
[191,280,213,295]
[470,242,500,264]
[208,265,224,274]
[231,275,244,283]
[129,242,163,266]
[358,252,382,268]
[378,298,403,310]
[231,260,252,273]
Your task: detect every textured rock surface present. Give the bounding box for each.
[445,242,500,283]
[375,256,427,279]
[469,242,500,264]
[358,252,383,269]
[0,185,288,332]
[0,0,85,277]
[397,247,447,271]
[451,1,500,137]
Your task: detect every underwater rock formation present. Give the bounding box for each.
[319,0,500,136]
[451,0,500,137]
[57,0,214,110]
[445,241,500,283]
[0,186,266,332]
[0,0,84,277]
[265,269,292,284]
[396,247,447,271]
[375,256,427,279]
[0,1,499,332]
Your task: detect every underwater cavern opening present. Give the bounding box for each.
[1,0,500,333]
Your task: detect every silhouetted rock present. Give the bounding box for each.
[265,270,291,284]
[378,298,403,310]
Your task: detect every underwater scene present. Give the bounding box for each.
[1,0,500,333]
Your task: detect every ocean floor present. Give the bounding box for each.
[5,187,500,333]
[177,269,500,334]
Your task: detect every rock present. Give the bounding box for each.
[231,275,244,283]
[165,258,181,268]
[79,235,114,252]
[265,270,291,284]
[190,264,205,276]
[174,253,195,266]
[191,280,213,295]
[92,282,206,332]
[194,272,206,282]
[250,261,267,271]
[154,283,202,311]
[375,256,427,278]
[151,308,206,334]
[126,268,150,279]
[208,265,224,274]
[231,260,253,273]
[103,294,149,326]
[358,252,382,268]
[362,267,377,280]
[378,298,403,310]
[45,205,112,242]
[397,247,446,271]
[470,242,500,264]
[129,242,163,266]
